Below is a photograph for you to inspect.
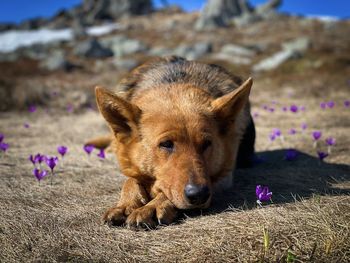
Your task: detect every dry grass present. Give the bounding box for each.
[1,13,350,263]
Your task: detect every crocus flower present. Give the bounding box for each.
[253,112,259,118]
[325,137,336,146]
[312,131,322,141]
[272,128,281,137]
[256,185,272,202]
[67,104,74,113]
[263,105,268,110]
[301,123,307,130]
[97,149,105,159]
[320,102,326,109]
[282,106,287,112]
[57,146,68,158]
[344,100,350,108]
[290,105,298,113]
[46,156,58,172]
[317,151,328,161]
[327,101,335,108]
[285,148,298,161]
[268,107,275,113]
[269,134,276,141]
[24,123,30,128]
[35,153,46,164]
[0,142,9,152]
[28,105,36,113]
[33,168,48,181]
[0,133,4,143]
[29,155,36,166]
[300,106,306,111]
[288,128,297,135]
[84,144,94,155]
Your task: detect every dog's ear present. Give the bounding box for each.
[95,86,141,134]
[211,77,252,123]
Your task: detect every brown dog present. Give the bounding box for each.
[89,56,255,228]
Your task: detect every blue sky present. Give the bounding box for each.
[0,0,349,24]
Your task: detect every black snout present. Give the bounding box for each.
[184,184,210,205]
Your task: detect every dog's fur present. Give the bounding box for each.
[88,56,255,227]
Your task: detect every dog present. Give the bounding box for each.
[88,56,255,228]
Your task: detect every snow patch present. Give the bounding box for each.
[0,23,121,53]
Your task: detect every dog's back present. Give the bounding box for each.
[116,56,244,100]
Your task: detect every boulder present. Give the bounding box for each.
[174,42,212,60]
[253,49,298,72]
[221,43,257,57]
[101,35,148,57]
[282,37,310,53]
[74,38,113,58]
[40,50,74,71]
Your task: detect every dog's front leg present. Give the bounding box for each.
[126,192,177,228]
[103,178,149,226]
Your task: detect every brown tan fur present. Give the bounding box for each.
[90,56,254,228]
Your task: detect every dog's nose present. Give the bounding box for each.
[184,184,210,205]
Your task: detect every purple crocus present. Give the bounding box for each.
[84,144,94,155]
[24,123,30,128]
[282,106,288,112]
[33,168,48,182]
[290,105,298,113]
[97,149,105,159]
[253,112,259,118]
[269,134,276,141]
[57,146,68,158]
[285,148,298,161]
[317,151,328,161]
[301,123,307,130]
[46,156,58,172]
[272,128,282,137]
[0,133,4,143]
[320,102,326,109]
[256,185,272,202]
[327,101,335,108]
[28,105,37,113]
[312,131,322,141]
[67,104,74,113]
[268,107,275,113]
[288,128,297,135]
[300,106,306,111]
[0,142,9,152]
[325,137,336,146]
[29,155,37,166]
[35,153,46,164]
[344,100,350,108]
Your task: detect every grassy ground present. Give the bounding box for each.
[0,79,349,262]
[0,13,350,263]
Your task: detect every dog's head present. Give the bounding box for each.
[96,78,252,209]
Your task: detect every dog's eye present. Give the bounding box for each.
[200,140,212,152]
[159,140,174,152]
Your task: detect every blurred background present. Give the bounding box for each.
[0,0,349,112]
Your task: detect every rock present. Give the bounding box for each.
[0,23,17,32]
[195,0,253,30]
[113,58,138,71]
[282,37,310,53]
[0,52,19,62]
[148,46,173,57]
[101,35,148,57]
[72,18,88,40]
[74,38,113,58]
[253,49,298,72]
[174,42,212,60]
[255,0,282,18]
[213,52,252,65]
[83,0,153,24]
[40,50,74,71]
[18,17,47,30]
[221,43,257,57]
[253,36,310,72]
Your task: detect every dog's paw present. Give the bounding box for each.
[103,206,127,227]
[126,201,177,229]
